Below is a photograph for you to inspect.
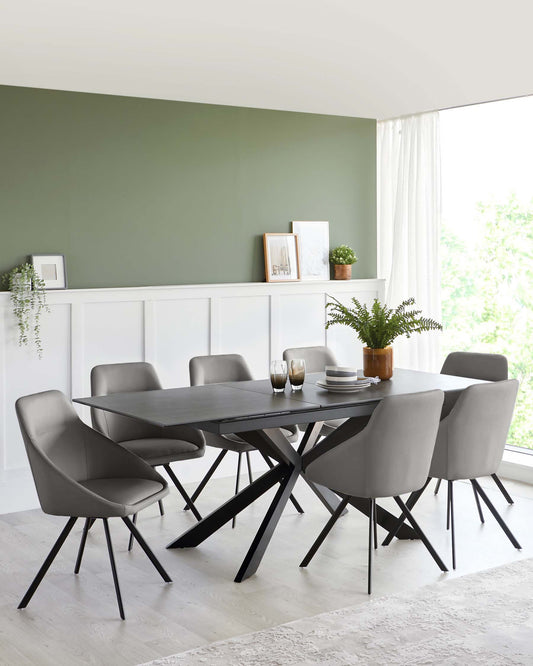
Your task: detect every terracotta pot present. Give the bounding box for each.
[333,264,352,280]
[363,346,393,380]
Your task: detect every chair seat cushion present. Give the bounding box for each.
[298,418,346,438]
[118,438,204,466]
[79,478,166,513]
[206,426,299,453]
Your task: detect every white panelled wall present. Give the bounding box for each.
[0,279,384,513]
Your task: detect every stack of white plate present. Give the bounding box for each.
[316,366,373,393]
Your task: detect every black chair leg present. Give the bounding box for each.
[122,516,172,582]
[158,500,165,516]
[246,451,253,484]
[18,517,78,609]
[448,481,456,569]
[381,477,431,546]
[471,479,521,549]
[471,482,484,523]
[491,473,514,504]
[163,463,202,521]
[232,453,243,528]
[300,497,350,567]
[184,449,228,510]
[446,480,451,530]
[260,451,304,514]
[373,498,378,550]
[393,496,448,572]
[127,513,138,552]
[102,518,125,620]
[74,517,92,574]
[434,478,442,495]
[368,498,374,594]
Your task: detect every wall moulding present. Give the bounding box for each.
[0,279,385,512]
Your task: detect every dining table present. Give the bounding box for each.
[74,368,485,582]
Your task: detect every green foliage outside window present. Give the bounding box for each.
[441,196,533,449]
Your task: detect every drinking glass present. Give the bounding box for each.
[289,358,306,391]
[270,360,288,393]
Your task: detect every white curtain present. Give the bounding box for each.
[377,112,442,371]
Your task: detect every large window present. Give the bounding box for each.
[440,97,533,449]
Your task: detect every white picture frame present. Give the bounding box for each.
[30,254,67,289]
[263,233,300,282]
[292,221,330,280]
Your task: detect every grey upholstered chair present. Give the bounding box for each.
[383,379,521,569]
[430,379,520,568]
[16,390,172,620]
[435,351,513,504]
[91,362,206,545]
[283,345,350,438]
[189,353,302,526]
[300,389,447,594]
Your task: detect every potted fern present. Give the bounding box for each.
[329,245,357,280]
[1,263,49,358]
[326,296,442,379]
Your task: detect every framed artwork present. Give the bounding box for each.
[30,254,67,289]
[263,233,300,282]
[291,221,330,280]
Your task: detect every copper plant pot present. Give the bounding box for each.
[363,346,393,380]
[334,264,352,280]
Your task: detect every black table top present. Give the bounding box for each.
[74,368,486,434]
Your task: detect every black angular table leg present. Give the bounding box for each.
[235,462,301,582]
[167,464,287,549]
[259,451,304,513]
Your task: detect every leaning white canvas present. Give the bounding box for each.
[292,221,330,280]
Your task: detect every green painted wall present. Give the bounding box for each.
[0,85,376,288]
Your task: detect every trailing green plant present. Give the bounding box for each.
[326,296,443,349]
[329,245,358,265]
[1,263,49,358]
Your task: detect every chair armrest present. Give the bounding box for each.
[160,424,206,448]
[80,423,167,482]
[26,443,158,517]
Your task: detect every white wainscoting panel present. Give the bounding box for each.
[0,279,384,513]
[276,293,327,359]
[217,296,271,379]
[4,303,71,469]
[153,298,211,388]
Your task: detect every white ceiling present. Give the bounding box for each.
[1,0,532,120]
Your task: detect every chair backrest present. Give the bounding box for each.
[189,354,253,386]
[91,362,162,442]
[441,351,508,381]
[430,379,519,480]
[305,390,444,498]
[283,346,337,374]
[16,390,89,483]
[16,389,165,516]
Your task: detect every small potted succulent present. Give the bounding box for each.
[329,245,357,280]
[1,263,49,358]
[326,296,442,379]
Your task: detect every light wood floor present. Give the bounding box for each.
[1,474,532,666]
